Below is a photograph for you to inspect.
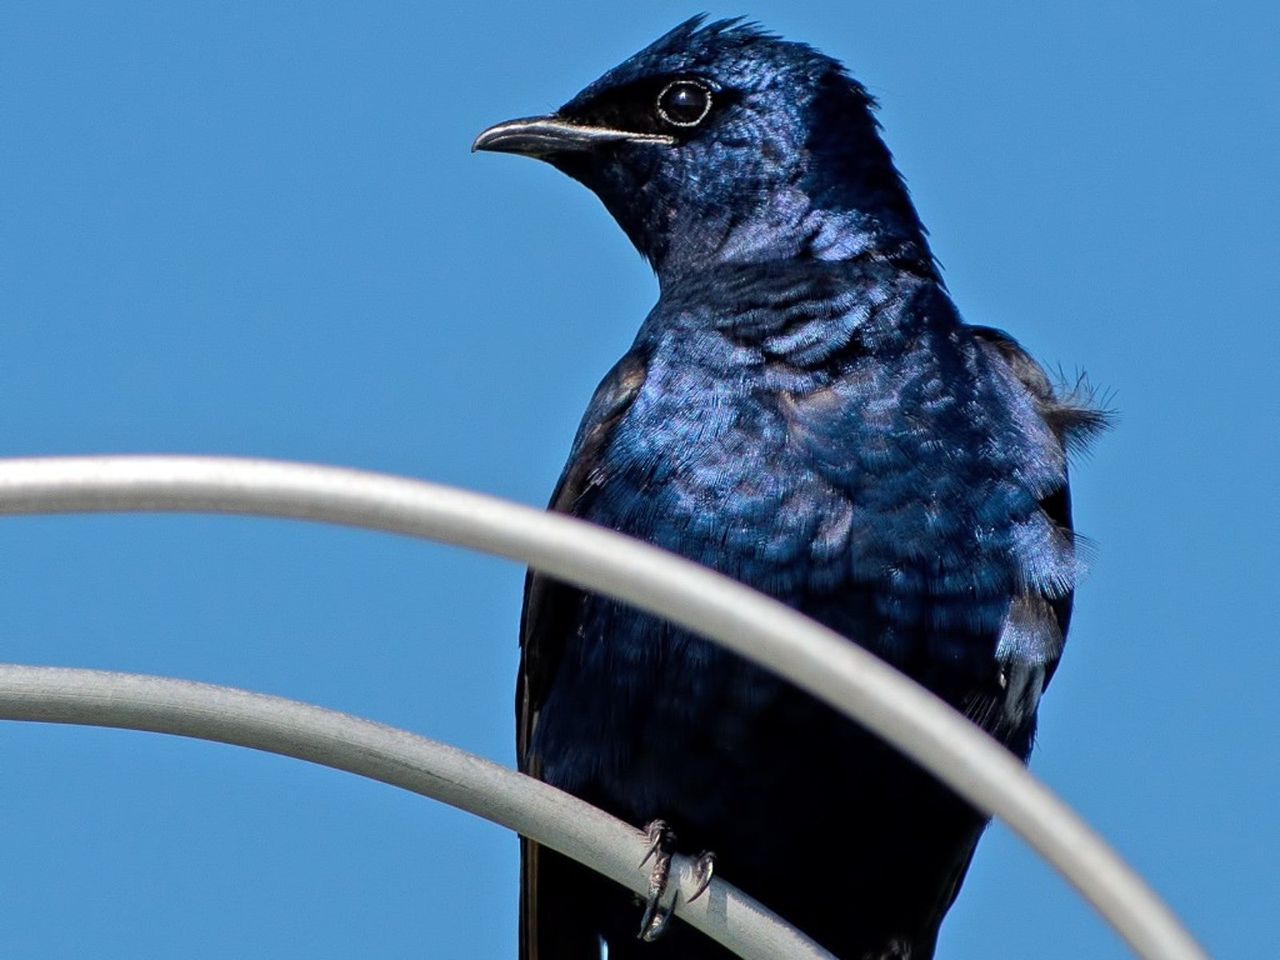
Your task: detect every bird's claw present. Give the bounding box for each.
[637,820,676,941]
[636,823,717,940]
[687,851,716,903]
[639,819,672,869]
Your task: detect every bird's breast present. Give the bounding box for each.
[584,331,1069,658]
[534,329,1071,812]
[600,359,838,579]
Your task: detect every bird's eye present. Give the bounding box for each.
[656,80,712,128]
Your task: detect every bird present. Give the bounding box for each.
[474,16,1107,960]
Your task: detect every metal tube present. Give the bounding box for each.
[0,456,1209,960]
[0,664,831,960]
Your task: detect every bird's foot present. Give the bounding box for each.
[637,820,677,941]
[636,823,717,941]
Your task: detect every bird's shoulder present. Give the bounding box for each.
[965,324,1110,455]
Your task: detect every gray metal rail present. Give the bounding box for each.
[0,455,1209,960]
[0,664,830,960]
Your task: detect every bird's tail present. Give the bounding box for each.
[520,838,606,960]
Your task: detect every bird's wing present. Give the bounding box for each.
[517,349,648,765]
[518,350,648,960]
[969,325,1108,689]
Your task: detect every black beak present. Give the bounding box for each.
[472,115,674,157]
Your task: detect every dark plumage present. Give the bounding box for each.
[475,17,1106,960]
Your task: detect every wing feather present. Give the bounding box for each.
[518,351,648,960]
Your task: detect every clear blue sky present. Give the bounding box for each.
[1,3,1276,957]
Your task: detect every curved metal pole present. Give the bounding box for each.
[0,664,829,960]
[0,455,1208,960]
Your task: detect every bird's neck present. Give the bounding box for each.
[651,190,937,289]
[646,254,954,375]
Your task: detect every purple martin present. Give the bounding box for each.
[475,17,1106,960]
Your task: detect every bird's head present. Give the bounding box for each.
[474,17,934,284]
